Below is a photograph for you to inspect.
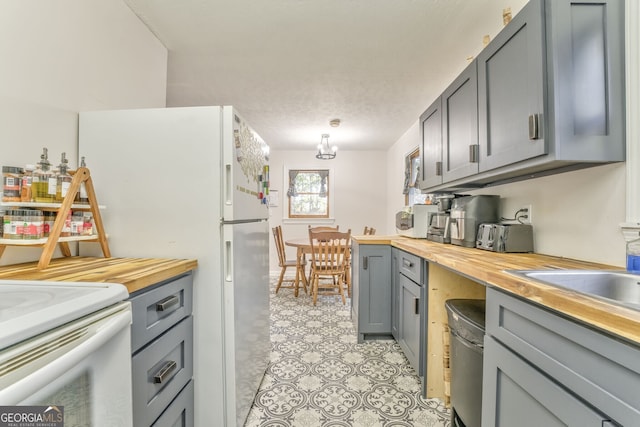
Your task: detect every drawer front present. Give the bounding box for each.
[130,273,193,353]
[133,316,194,427]
[486,287,640,426]
[398,250,422,283]
[152,380,194,427]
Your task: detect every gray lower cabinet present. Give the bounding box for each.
[391,248,400,340]
[482,287,640,427]
[395,250,427,380]
[129,273,194,427]
[351,242,392,343]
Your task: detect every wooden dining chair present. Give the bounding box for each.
[308,225,339,233]
[272,226,307,296]
[308,228,351,305]
[363,226,376,235]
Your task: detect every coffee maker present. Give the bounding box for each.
[426,194,456,243]
[449,195,500,247]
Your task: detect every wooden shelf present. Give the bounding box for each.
[0,167,111,269]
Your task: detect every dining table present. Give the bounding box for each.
[284,237,313,295]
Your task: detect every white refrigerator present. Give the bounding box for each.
[78,106,270,427]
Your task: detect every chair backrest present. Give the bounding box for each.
[272,226,287,267]
[308,229,351,273]
[308,225,339,233]
[363,226,376,235]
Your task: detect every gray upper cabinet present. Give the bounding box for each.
[477,0,545,172]
[442,61,479,183]
[419,97,443,188]
[419,0,625,192]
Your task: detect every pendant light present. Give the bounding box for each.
[316,133,337,160]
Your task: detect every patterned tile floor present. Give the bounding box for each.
[244,278,451,427]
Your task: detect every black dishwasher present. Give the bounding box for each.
[445,299,486,427]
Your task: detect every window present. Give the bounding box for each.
[287,169,330,218]
[404,148,426,206]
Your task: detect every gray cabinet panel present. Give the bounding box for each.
[442,61,479,182]
[483,335,608,427]
[391,248,400,340]
[420,97,443,188]
[548,0,625,161]
[351,243,392,342]
[484,287,638,426]
[398,274,421,373]
[477,0,546,171]
[133,316,194,427]
[152,381,194,427]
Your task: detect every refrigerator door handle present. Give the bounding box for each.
[224,240,233,282]
[225,164,232,206]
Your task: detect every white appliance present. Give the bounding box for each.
[0,280,132,426]
[79,106,270,427]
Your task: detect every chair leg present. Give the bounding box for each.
[275,267,286,293]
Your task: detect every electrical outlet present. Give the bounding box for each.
[519,204,532,224]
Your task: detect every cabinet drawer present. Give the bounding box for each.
[398,250,422,283]
[133,316,194,427]
[130,273,193,353]
[486,287,640,426]
[152,380,194,427]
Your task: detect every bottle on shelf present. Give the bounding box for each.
[76,156,89,204]
[20,164,35,202]
[2,166,23,203]
[54,152,72,203]
[32,148,55,203]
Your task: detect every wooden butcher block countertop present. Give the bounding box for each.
[0,256,198,294]
[353,235,640,344]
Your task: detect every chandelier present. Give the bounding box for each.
[316,133,337,160]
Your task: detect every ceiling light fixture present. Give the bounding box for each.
[316,133,337,160]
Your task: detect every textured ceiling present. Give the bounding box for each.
[124,0,526,151]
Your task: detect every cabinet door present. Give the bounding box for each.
[398,274,421,373]
[547,0,625,161]
[356,245,392,342]
[420,97,443,188]
[442,61,479,182]
[477,0,546,172]
[482,336,613,427]
[391,249,400,340]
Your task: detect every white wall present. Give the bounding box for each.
[0,1,167,265]
[268,149,387,272]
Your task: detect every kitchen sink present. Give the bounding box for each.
[506,270,640,311]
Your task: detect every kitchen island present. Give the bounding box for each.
[352,235,640,425]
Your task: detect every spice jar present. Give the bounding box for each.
[3,210,24,240]
[22,209,43,240]
[70,211,84,236]
[2,166,23,203]
[81,212,94,236]
[20,164,35,202]
[42,211,56,237]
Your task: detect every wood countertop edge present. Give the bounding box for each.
[0,257,198,294]
[354,236,640,343]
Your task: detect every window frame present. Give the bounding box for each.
[286,168,332,220]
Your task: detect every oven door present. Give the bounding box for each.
[0,302,132,427]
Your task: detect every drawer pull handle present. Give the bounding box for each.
[402,259,413,268]
[156,295,180,312]
[414,298,420,315]
[153,360,177,384]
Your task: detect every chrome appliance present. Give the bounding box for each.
[476,223,534,253]
[449,195,500,247]
[396,204,439,238]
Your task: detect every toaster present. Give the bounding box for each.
[476,223,533,253]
